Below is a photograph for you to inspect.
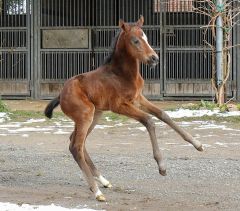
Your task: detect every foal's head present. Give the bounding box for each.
[118,16,159,67]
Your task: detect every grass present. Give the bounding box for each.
[102,111,129,122]
[8,110,65,122]
[182,100,240,112]
[0,99,239,123]
[0,99,9,112]
[182,100,218,111]
[237,104,240,111]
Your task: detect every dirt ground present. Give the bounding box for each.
[0,101,240,211]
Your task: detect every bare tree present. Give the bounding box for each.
[194,0,240,105]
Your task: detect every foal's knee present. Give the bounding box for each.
[157,110,171,121]
[69,144,84,160]
[143,118,155,132]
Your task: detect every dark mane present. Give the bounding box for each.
[103,23,141,65]
[103,30,121,65]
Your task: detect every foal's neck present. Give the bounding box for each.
[111,49,141,81]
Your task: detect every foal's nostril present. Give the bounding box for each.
[151,55,159,63]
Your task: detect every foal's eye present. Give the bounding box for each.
[131,37,140,45]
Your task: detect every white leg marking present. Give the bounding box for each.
[95,188,103,198]
[95,188,106,202]
[95,175,112,188]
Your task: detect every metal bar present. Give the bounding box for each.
[237,17,240,101]
[216,0,224,86]
[32,0,41,99]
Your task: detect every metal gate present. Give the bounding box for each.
[0,0,237,99]
[162,0,234,98]
[0,0,31,98]
[35,0,163,99]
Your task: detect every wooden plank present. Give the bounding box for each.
[40,83,63,96]
[182,83,193,94]
[175,83,184,94]
[143,82,161,96]
[0,82,28,95]
[165,83,176,94]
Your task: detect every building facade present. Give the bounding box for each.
[0,0,239,100]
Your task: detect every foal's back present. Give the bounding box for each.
[60,62,144,113]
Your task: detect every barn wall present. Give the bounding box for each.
[0,0,239,100]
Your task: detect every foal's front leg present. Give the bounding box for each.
[115,103,166,176]
[70,111,112,189]
[84,111,112,188]
[69,116,106,202]
[139,95,203,151]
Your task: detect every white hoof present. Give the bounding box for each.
[95,175,112,188]
[104,182,112,188]
[193,139,203,151]
[96,194,106,202]
[95,190,106,202]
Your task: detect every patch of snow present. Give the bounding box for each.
[214,142,240,147]
[201,134,218,137]
[195,123,240,131]
[165,142,179,145]
[24,119,46,124]
[114,123,124,127]
[0,202,101,211]
[214,142,228,147]
[8,127,53,133]
[159,147,170,151]
[154,122,164,126]
[202,144,212,148]
[179,144,192,147]
[0,123,21,128]
[22,134,29,138]
[105,117,112,122]
[95,125,113,129]
[135,127,146,132]
[54,130,69,135]
[218,111,240,117]
[196,124,226,130]
[0,112,9,123]
[165,109,240,119]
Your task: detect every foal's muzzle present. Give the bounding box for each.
[148,55,159,67]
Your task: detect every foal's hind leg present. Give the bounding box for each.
[69,111,112,191]
[115,103,166,176]
[68,107,106,201]
[139,95,203,151]
[84,111,112,188]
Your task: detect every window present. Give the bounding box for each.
[154,0,193,12]
[6,0,27,15]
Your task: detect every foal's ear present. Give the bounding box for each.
[137,15,144,27]
[119,19,130,32]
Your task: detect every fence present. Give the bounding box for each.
[0,0,239,100]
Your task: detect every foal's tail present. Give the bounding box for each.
[44,95,60,119]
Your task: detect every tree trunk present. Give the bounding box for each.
[217,85,225,105]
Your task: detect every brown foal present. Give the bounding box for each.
[44,16,203,202]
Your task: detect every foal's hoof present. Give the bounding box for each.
[197,145,204,152]
[103,182,112,188]
[159,169,167,176]
[193,140,204,152]
[96,194,106,202]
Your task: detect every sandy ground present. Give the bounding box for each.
[0,101,240,211]
[4,100,198,112]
